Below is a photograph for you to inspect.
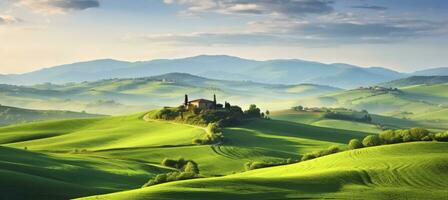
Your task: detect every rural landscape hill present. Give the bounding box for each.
[80,142,448,200]
[0,105,103,126]
[0,55,419,88]
[0,73,341,115]
[296,77,448,122]
[2,0,448,199]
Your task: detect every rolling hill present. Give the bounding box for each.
[381,76,448,87]
[79,142,448,200]
[0,55,409,88]
[0,73,341,115]
[0,110,373,199]
[412,67,448,76]
[296,84,448,122]
[0,105,103,126]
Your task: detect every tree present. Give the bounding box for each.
[244,104,261,118]
[362,135,382,147]
[183,161,200,174]
[224,101,231,110]
[184,94,189,106]
[213,94,217,107]
[348,139,363,149]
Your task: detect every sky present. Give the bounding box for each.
[0,0,447,74]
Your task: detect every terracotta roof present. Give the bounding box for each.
[188,99,214,103]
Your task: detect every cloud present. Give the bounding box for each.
[16,0,100,14]
[0,15,22,25]
[351,5,387,10]
[163,0,334,16]
[130,17,446,47]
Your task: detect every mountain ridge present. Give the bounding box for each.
[0,55,445,88]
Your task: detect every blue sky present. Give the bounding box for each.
[0,0,447,73]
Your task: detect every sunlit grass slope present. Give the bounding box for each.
[297,85,448,118]
[0,113,205,151]
[271,110,383,133]
[0,111,369,177]
[80,142,448,200]
[0,146,171,200]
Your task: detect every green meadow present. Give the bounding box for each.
[1,76,448,200]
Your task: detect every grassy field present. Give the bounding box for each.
[0,110,374,199]
[295,84,448,126]
[79,142,448,200]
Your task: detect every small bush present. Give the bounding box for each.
[183,161,200,174]
[409,128,430,141]
[161,158,198,173]
[362,135,382,147]
[379,130,402,144]
[301,153,317,161]
[301,146,342,161]
[161,158,178,168]
[143,172,200,187]
[348,139,363,149]
[244,159,298,171]
[434,132,448,142]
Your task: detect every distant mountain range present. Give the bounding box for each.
[0,55,446,88]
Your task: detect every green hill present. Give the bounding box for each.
[0,73,341,115]
[271,109,383,134]
[79,142,448,200]
[297,85,448,122]
[0,105,103,126]
[0,110,373,199]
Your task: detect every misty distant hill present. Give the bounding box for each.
[381,76,448,87]
[412,67,448,76]
[0,105,103,126]
[0,73,342,115]
[1,55,443,88]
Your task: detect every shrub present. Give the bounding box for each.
[362,135,382,147]
[244,104,261,118]
[161,158,198,172]
[161,158,178,168]
[301,153,317,161]
[207,122,222,134]
[379,130,402,144]
[143,172,200,187]
[301,146,342,161]
[244,159,298,171]
[434,132,448,142]
[409,128,430,140]
[348,139,363,149]
[154,108,180,120]
[183,161,200,174]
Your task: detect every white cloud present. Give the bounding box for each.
[15,0,99,14]
[0,15,22,24]
[163,0,334,16]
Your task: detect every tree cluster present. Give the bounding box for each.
[244,158,298,171]
[143,158,201,187]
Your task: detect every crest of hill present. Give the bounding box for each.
[0,105,103,126]
[381,76,448,87]
[412,67,448,76]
